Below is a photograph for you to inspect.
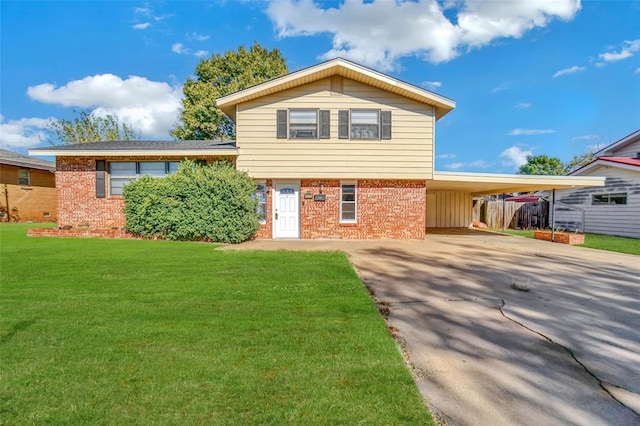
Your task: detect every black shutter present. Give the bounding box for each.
[319,110,330,139]
[276,110,287,139]
[96,160,106,198]
[338,110,349,139]
[381,111,392,140]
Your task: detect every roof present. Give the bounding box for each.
[216,58,456,121]
[428,171,605,196]
[29,140,238,157]
[504,195,545,203]
[0,149,55,171]
[594,129,640,157]
[569,156,640,176]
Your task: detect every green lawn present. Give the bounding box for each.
[499,229,640,256]
[0,224,432,425]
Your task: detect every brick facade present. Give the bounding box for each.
[0,164,56,222]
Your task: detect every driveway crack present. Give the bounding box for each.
[496,298,640,419]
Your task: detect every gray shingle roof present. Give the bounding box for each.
[0,149,56,170]
[29,140,236,152]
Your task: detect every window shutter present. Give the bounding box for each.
[381,111,392,140]
[96,160,106,199]
[276,110,287,139]
[319,110,330,139]
[338,110,349,139]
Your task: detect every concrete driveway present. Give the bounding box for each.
[225,230,640,425]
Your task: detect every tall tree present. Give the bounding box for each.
[518,154,566,175]
[564,151,595,173]
[172,42,288,141]
[47,110,140,145]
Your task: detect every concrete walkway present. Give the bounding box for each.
[224,230,640,425]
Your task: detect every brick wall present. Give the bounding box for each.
[56,156,233,229]
[299,179,426,239]
[0,164,56,222]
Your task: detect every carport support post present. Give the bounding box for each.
[502,193,505,231]
[551,188,556,242]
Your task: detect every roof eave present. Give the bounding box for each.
[28,149,239,157]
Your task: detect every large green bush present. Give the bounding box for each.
[123,160,260,243]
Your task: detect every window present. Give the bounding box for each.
[340,181,357,223]
[109,161,181,195]
[592,193,627,205]
[18,168,30,186]
[339,110,392,140]
[289,109,318,138]
[351,110,379,139]
[254,182,267,224]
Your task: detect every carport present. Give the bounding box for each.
[425,171,605,228]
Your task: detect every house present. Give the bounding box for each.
[29,59,604,239]
[553,130,640,239]
[0,149,56,222]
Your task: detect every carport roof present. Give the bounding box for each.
[428,171,605,195]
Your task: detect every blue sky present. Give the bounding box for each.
[1,0,639,172]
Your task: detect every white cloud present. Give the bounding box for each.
[571,134,599,141]
[134,7,150,15]
[509,128,555,136]
[599,39,640,62]
[437,153,457,159]
[587,143,607,152]
[468,160,492,169]
[0,116,50,149]
[132,22,151,30]
[500,146,532,168]
[635,67,640,74]
[421,81,442,90]
[187,32,210,41]
[172,42,189,54]
[491,82,509,93]
[194,50,209,58]
[515,102,531,109]
[26,74,183,138]
[552,65,585,78]
[266,0,580,70]
[445,162,465,170]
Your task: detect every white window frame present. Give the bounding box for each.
[340,180,357,223]
[18,168,30,186]
[350,109,380,140]
[254,181,267,224]
[289,109,318,139]
[592,192,627,205]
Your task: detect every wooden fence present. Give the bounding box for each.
[473,199,549,230]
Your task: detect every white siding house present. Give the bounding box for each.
[554,130,640,239]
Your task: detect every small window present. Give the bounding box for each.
[593,193,627,205]
[110,162,137,195]
[340,181,357,223]
[289,109,318,139]
[351,110,379,139]
[254,182,267,224]
[18,168,30,186]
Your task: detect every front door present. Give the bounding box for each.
[273,182,300,239]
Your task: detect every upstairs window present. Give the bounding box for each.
[592,193,627,205]
[339,110,392,140]
[18,168,30,185]
[109,161,180,195]
[277,109,330,139]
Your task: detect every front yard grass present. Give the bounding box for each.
[500,229,640,256]
[0,224,432,424]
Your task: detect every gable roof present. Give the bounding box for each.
[29,140,238,157]
[0,149,55,171]
[216,58,456,120]
[594,129,640,157]
[569,156,640,176]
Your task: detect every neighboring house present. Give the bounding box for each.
[553,130,640,239]
[29,59,604,240]
[0,149,56,222]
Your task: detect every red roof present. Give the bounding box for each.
[598,157,640,167]
[504,195,544,203]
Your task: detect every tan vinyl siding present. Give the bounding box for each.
[426,191,472,228]
[235,78,435,179]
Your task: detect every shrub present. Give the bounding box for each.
[124,160,260,243]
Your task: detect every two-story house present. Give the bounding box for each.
[553,129,640,238]
[30,59,604,239]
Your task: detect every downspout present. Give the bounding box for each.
[551,188,556,242]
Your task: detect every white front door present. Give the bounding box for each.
[273,182,300,239]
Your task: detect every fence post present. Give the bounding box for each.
[551,189,556,242]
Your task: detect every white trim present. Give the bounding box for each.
[569,159,640,175]
[28,149,238,157]
[340,180,358,223]
[594,129,640,157]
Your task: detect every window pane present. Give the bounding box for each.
[351,110,379,139]
[341,203,356,221]
[110,178,132,195]
[139,162,166,177]
[168,162,180,174]
[341,183,357,222]
[289,110,317,138]
[609,194,627,204]
[110,162,136,176]
[18,169,30,185]
[254,183,267,223]
[351,110,379,124]
[289,110,317,123]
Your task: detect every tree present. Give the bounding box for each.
[564,151,595,173]
[47,110,139,145]
[172,42,288,141]
[518,154,566,175]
